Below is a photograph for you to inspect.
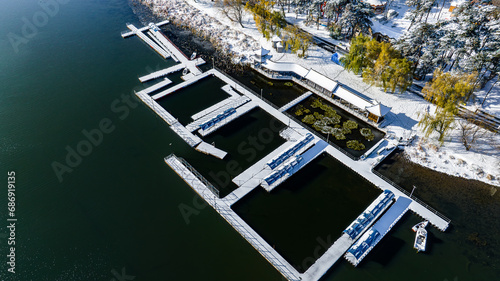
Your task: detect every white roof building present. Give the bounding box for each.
[259,60,391,122]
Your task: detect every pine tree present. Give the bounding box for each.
[338,1,373,39]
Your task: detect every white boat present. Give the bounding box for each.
[190,52,196,60]
[182,68,189,76]
[414,226,427,252]
[412,220,428,232]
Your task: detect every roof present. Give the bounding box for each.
[333,86,374,112]
[261,60,309,77]
[366,103,392,117]
[362,0,386,6]
[272,35,282,42]
[260,60,391,118]
[304,69,338,92]
[254,47,270,57]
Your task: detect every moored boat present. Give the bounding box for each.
[414,226,427,252]
[412,220,428,232]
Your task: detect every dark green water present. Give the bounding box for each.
[0,1,498,281]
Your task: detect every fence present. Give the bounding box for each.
[173,154,220,198]
[371,157,451,225]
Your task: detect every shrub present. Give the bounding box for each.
[347,140,366,150]
[302,114,316,124]
[360,128,375,141]
[343,120,358,130]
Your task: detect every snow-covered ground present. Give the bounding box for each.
[141,0,500,187]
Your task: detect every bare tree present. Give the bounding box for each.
[456,119,487,151]
[218,0,246,28]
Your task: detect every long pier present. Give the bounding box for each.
[125,23,170,59]
[165,154,301,281]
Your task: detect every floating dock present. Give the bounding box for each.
[152,71,211,100]
[139,64,186,83]
[195,142,227,159]
[127,26,451,280]
[120,20,169,38]
[136,78,172,96]
[165,154,301,281]
[135,91,201,147]
[345,196,412,266]
[186,96,250,132]
[125,23,170,59]
[197,101,258,137]
[261,140,328,192]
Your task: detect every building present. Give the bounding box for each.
[253,60,391,123]
[362,0,387,14]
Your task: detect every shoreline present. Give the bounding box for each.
[130,0,500,189]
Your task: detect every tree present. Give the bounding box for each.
[418,108,455,144]
[340,33,372,74]
[363,41,413,93]
[456,119,486,151]
[245,0,286,39]
[218,0,246,28]
[338,1,373,39]
[422,68,477,114]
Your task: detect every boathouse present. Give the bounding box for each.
[254,60,391,123]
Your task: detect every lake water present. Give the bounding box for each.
[0,1,498,280]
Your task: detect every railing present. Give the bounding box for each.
[217,206,301,281]
[171,154,220,198]
[371,160,451,225]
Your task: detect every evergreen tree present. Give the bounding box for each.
[338,1,373,39]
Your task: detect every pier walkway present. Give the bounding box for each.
[195,142,227,159]
[165,154,301,281]
[139,59,206,83]
[152,71,212,100]
[135,91,201,147]
[136,78,172,96]
[345,196,412,266]
[279,91,313,112]
[125,24,170,59]
[197,102,258,137]
[150,23,204,76]
[121,20,169,38]
[186,96,251,132]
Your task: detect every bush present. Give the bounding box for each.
[343,120,358,130]
[332,128,346,140]
[360,128,375,141]
[302,114,316,124]
[347,140,366,150]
